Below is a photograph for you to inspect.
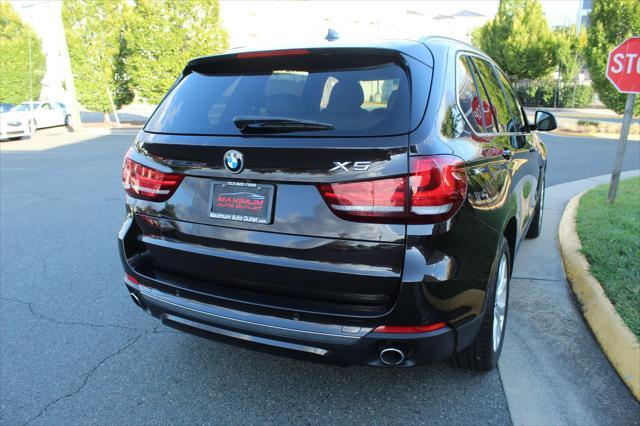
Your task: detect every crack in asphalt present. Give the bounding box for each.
[1,299,176,424]
[22,332,147,426]
[0,297,144,331]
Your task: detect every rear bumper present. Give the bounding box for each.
[126,277,464,366]
[0,127,29,140]
[118,209,492,366]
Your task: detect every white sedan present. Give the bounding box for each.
[12,101,71,132]
[0,109,31,141]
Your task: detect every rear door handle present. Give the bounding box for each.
[502,149,513,160]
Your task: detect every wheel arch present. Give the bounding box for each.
[503,216,517,274]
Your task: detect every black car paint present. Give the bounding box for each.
[119,37,547,366]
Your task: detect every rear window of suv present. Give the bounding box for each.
[145,52,412,137]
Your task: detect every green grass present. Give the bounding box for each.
[576,177,640,338]
[577,119,600,128]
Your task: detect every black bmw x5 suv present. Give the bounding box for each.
[119,37,555,370]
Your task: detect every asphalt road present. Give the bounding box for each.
[543,133,640,186]
[1,130,638,425]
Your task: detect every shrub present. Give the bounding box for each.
[514,80,594,108]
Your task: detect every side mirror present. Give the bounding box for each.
[533,110,557,132]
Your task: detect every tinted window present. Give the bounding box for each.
[456,56,484,133]
[14,103,38,112]
[495,69,525,131]
[471,58,511,133]
[145,59,411,137]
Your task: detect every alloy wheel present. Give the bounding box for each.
[492,254,508,352]
[538,182,545,232]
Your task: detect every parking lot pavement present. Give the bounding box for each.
[0,132,511,425]
[1,130,638,425]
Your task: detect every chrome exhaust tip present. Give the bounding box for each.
[130,291,143,308]
[380,347,405,365]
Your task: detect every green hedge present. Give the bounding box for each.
[514,80,595,108]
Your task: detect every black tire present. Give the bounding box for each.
[450,236,511,372]
[526,176,545,238]
[65,114,72,127]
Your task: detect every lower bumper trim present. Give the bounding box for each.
[138,285,371,345]
[163,314,329,356]
[128,283,463,367]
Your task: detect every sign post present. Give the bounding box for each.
[605,36,639,203]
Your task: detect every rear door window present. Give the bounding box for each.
[470,58,512,133]
[145,54,412,137]
[494,68,526,132]
[456,55,500,134]
[457,56,485,134]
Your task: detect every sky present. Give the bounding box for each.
[12,0,583,46]
[219,0,582,47]
[10,0,582,102]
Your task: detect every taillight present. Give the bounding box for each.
[318,176,406,220]
[318,155,466,224]
[122,153,183,202]
[408,156,467,222]
[373,323,447,333]
[126,274,140,285]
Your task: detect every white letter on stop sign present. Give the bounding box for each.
[611,53,625,73]
[626,53,639,74]
[625,53,638,73]
[611,53,640,74]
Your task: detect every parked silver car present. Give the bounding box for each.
[12,101,71,133]
[0,107,31,141]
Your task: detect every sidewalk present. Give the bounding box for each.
[0,127,139,152]
[500,170,640,425]
[79,104,155,125]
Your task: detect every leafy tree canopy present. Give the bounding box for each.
[555,26,587,81]
[472,0,557,80]
[0,1,45,104]
[125,0,228,105]
[584,0,640,115]
[62,0,132,113]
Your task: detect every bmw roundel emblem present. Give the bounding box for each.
[223,150,244,174]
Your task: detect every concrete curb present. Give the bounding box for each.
[558,188,640,401]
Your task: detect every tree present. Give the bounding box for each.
[472,0,557,80]
[584,0,640,115]
[125,0,228,105]
[62,0,133,119]
[555,26,587,81]
[0,1,45,104]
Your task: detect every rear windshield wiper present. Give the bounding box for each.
[233,116,334,133]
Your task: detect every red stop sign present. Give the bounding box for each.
[606,36,640,93]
